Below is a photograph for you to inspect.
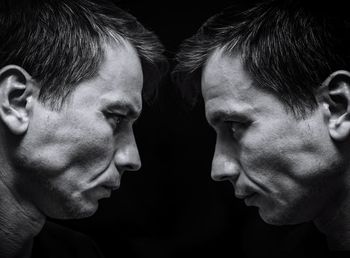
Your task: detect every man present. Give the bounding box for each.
[174,0,350,250]
[0,0,167,257]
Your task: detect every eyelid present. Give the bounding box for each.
[225,120,250,137]
[105,107,141,121]
[104,111,125,120]
[227,121,242,130]
[226,119,247,126]
[103,111,125,130]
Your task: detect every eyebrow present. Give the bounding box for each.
[104,100,142,120]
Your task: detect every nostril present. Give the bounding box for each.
[126,162,141,172]
[211,170,229,181]
[114,148,141,172]
[211,163,240,182]
[212,173,230,181]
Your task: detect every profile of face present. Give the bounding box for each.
[201,48,346,225]
[11,42,143,219]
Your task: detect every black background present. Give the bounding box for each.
[52,1,329,257]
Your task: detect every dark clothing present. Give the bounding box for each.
[31,221,104,258]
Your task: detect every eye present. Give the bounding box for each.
[103,111,125,132]
[226,121,247,139]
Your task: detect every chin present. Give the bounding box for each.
[72,207,98,219]
[47,201,99,220]
[258,207,305,226]
[70,201,99,219]
[260,213,287,226]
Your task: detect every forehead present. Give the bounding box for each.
[99,41,143,100]
[201,48,255,113]
[201,48,285,119]
[71,41,143,111]
[100,41,143,81]
[202,48,253,100]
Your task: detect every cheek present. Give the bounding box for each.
[62,121,115,169]
[19,113,115,175]
[240,144,293,190]
[238,126,304,189]
[239,130,288,173]
[238,120,336,194]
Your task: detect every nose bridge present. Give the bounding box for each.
[211,136,240,182]
[114,127,141,172]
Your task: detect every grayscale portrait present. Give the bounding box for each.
[0,0,166,257]
[174,0,350,251]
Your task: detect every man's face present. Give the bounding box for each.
[15,42,143,219]
[201,48,346,225]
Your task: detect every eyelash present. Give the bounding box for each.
[225,121,246,138]
[104,112,124,132]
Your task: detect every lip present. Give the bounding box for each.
[234,188,258,206]
[244,193,258,206]
[90,186,113,200]
[101,187,112,198]
[101,182,120,191]
[92,162,122,189]
[95,179,120,197]
[235,189,255,200]
[96,170,121,191]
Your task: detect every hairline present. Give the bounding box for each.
[198,43,318,120]
[40,32,153,111]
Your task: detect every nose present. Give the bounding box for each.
[114,130,141,172]
[211,138,240,182]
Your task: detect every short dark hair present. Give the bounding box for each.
[0,0,167,109]
[173,0,350,117]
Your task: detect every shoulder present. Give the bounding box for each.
[32,221,105,258]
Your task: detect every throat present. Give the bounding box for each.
[314,187,350,250]
[0,179,45,258]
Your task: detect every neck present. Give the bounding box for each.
[314,185,350,250]
[0,177,45,258]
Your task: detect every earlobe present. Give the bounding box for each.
[0,65,37,135]
[317,70,350,141]
[329,113,350,141]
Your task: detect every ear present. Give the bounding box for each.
[317,70,350,141]
[0,65,38,135]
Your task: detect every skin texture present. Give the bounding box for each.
[12,41,143,219]
[201,48,347,226]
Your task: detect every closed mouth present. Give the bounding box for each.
[244,193,258,206]
[102,183,120,191]
[235,190,256,200]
